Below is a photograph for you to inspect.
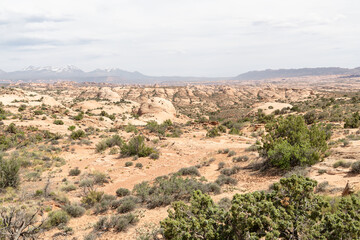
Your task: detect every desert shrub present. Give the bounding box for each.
[68,125,76,131]
[351,160,360,174]
[283,166,309,178]
[117,197,137,213]
[81,191,104,208]
[96,135,123,153]
[0,156,20,189]
[73,112,84,121]
[315,181,329,193]
[133,175,217,209]
[125,161,133,167]
[217,125,227,133]
[333,160,351,168]
[109,147,118,155]
[121,135,155,157]
[93,194,117,214]
[222,148,230,154]
[215,174,238,186]
[206,127,220,138]
[90,171,108,185]
[124,123,138,133]
[218,197,232,211]
[63,204,85,218]
[94,213,139,232]
[304,110,317,124]
[61,185,77,192]
[344,112,360,128]
[116,188,130,197]
[84,233,98,240]
[245,144,258,152]
[95,141,107,153]
[220,166,241,176]
[232,155,249,162]
[227,150,236,157]
[342,139,350,147]
[53,120,64,125]
[135,163,143,169]
[48,210,70,227]
[177,166,200,176]
[149,152,159,159]
[217,162,225,170]
[70,130,85,140]
[206,182,221,194]
[79,178,95,192]
[69,167,81,176]
[229,127,240,135]
[260,115,328,170]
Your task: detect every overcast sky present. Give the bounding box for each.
[0,0,359,76]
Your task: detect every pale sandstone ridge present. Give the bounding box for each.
[137,97,177,123]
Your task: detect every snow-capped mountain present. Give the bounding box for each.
[0,66,152,83]
[22,65,83,73]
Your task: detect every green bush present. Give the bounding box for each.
[260,115,328,170]
[344,112,360,128]
[227,150,236,157]
[63,204,86,217]
[73,113,84,121]
[69,167,81,176]
[232,155,249,162]
[61,185,77,192]
[48,210,70,227]
[70,130,85,140]
[116,188,130,197]
[0,156,20,189]
[94,213,139,232]
[177,167,200,176]
[133,175,218,209]
[149,152,159,160]
[217,162,225,170]
[304,110,317,124]
[333,160,351,168]
[220,166,240,176]
[124,123,138,134]
[81,191,104,208]
[215,174,238,186]
[125,161,133,167]
[161,175,360,240]
[351,160,360,174]
[206,127,220,138]
[135,163,143,169]
[53,120,64,125]
[121,135,155,157]
[117,196,137,213]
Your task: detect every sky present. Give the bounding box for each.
[0,0,359,77]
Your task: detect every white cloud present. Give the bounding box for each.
[0,0,359,76]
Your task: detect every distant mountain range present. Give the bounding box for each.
[234,67,360,80]
[0,65,359,84]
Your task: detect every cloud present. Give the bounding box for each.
[0,37,97,48]
[24,15,72,23]
[0,0,359,76]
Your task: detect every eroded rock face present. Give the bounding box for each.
[137,97,176,117]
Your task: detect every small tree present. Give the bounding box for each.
[0,156,20,189]
[260,115,328,169]
[344,112,360,128]
[121,135,155,157]
[161,190,226,240]
[0,207,46,240]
